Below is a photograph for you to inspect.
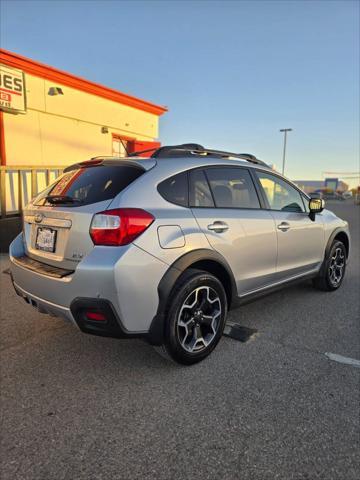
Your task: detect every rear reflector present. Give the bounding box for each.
[85,311,107,321]
[90,208,154,246]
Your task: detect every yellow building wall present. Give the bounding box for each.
[3,72,160,167]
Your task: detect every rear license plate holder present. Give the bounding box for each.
[35,227,57,253]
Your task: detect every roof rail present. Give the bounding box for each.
[147,144,269,167]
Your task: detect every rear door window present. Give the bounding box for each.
[35,165,144,206]
[205,168,260,209]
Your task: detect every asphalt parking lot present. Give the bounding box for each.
[1,201,359,480]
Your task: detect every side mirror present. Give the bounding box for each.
[309,197,325,221]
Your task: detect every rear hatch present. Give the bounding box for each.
[23,160,148,270]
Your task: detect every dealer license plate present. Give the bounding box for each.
[35,227,57,253]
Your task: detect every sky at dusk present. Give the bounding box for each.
[1,0,359,186]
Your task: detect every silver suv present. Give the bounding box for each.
[9,144,350,364]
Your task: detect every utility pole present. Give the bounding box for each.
[279,128,292,175]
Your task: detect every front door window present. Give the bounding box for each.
[257,171,305,213]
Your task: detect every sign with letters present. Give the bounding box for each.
[0,64,26,113]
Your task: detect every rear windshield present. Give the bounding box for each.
[35,165,144,206]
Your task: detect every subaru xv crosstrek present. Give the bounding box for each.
[9,144,351,364]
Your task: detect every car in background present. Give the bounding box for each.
[311,190,323,199]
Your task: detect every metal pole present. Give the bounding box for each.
[282,130,287,175]
[0,168,6,219]
[280,128,292,175]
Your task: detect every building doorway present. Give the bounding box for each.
[112,135,131,157]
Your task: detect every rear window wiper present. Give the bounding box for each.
[45,195,83,205]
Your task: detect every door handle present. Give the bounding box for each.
[207,221,229,233]
[277,222,290,232]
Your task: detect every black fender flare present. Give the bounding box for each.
[324,227,350,259]
[147,249,237,345]
[317,227,350,279]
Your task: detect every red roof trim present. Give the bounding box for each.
[0,49,167,116]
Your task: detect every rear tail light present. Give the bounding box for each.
[90,208,154,246]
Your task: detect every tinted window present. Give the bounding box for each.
[257,171,305,213]
[36,165,144,206]
[158,172,188,207]
[205,168,260,209]
[189,170,214,207]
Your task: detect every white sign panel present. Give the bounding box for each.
[0,64,26,113]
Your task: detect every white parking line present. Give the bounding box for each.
[325,352,360,368]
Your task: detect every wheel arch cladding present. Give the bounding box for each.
[186,259,233,306]
[147,249,237,345]
[333,231,349,258]
[326,228,350,259]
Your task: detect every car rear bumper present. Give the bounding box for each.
[70,297,144,339]
[12,279,76,324]
[11,278,146,339]
[9,233,169,335]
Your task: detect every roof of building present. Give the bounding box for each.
[0,49,167,116]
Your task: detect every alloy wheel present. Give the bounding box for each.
[328,247,345,286]
[177,286,222,353]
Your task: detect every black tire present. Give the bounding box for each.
[312,240,347,291]
[158,269,228,365]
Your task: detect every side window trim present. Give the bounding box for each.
[202,169,217,207]
[186,170,190,207]
[254,168,307,214]
[189,168,215,208]
[248,168,268,210]
[301,193,310,213]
